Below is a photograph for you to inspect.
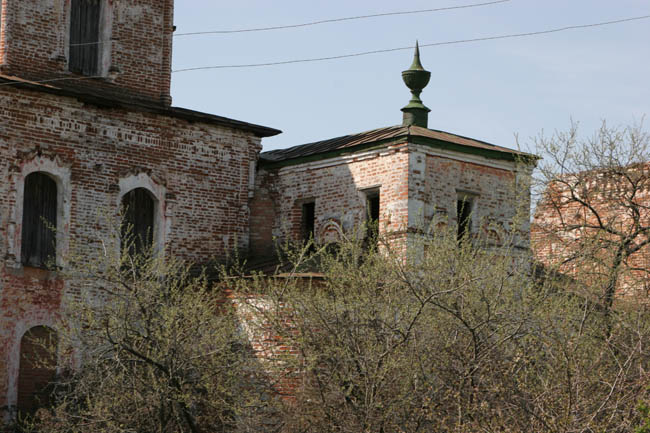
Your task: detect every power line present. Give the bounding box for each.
[69,40,113,47]
[172,14,650,73]
[1,14,647,87]
[53,1,512,47]
[0,75,108,112]
[0,75,104,87]
[174,0,512,36]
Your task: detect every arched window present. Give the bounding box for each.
[121,188,155,257]
[17,326,58,415]
[21,173,58,268]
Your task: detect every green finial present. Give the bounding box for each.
[409,40,425,71]
[401,41,431,128]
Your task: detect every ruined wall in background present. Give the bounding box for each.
[532,178,650,299]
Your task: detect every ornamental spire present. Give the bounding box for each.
[401,41,431,128]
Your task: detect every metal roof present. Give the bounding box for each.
[261,124,534,164]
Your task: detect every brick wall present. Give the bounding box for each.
[0,0,174,104]
[247,145,528,404]
[532,177,650,298]
[251,143,528,256]
[416,147,528,245]
[0,84,263,415]
[16,325,57,415]
[251,144,412,256]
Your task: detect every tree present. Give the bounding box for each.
[27,219,274,433]
[24,151,650,432]
[532,120,650,315]
[232,222,650,432]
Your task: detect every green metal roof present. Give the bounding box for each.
[260,124,537,168]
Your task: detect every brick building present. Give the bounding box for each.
[251,44,536,258]
[532,164,650,302]
[0,0,279,421]
[0,0,536,424]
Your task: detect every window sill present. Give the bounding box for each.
[16,265,59,280]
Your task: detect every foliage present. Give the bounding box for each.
[28,223,273,433]
[24,121,650,432]
[232,224,650,432]
[532,120,650,313]
[637,401,650,433]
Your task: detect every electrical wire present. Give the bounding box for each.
[57,1,513,47]
[172,14,650,72]
[1,14,647,87]
[174,0,512,36]
[0,75,107,109]
[0,75,104,87]
[69,40,113,47]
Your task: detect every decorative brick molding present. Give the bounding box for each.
[8,155,72,269]
[118,173,168,254]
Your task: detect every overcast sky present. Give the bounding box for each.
[170,0,650,154]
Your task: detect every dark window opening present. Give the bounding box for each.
[17,326,58,418]
[457,198,472,242]
[366,191,380,242]
[301,202,316,243]
[21,173,58,268]
[69,0,101,75]
[121,188,155,257]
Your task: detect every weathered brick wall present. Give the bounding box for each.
[0,0,7,64]
[247,145,528,404]
[0,85,262,415]
[0,0,174,104]
[16,325,58,415]
[0,269,63,422]
[414,147,528,245]
[251,144,412,256]
[532,179,650,298]
[251,143,528,256]
[251,144,530,253]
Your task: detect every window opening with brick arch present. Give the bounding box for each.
[69,0,101,75]
[17,326,58,417]
[121,187,155,257]
[21,172,58,268]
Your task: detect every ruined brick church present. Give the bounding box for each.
[0,0,534,421]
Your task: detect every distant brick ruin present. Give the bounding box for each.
[532,164,650,302]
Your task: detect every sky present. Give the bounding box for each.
[170,0,650,155]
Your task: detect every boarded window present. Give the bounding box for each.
[457,198,472,241]
[21,173,57,268]
[121,188,155,257]
[69,0,101,75]
[301,202,316,243]
[17,326,58,416]
[366,190,380,242]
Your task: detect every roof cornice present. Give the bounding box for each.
[0,75,281,137]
